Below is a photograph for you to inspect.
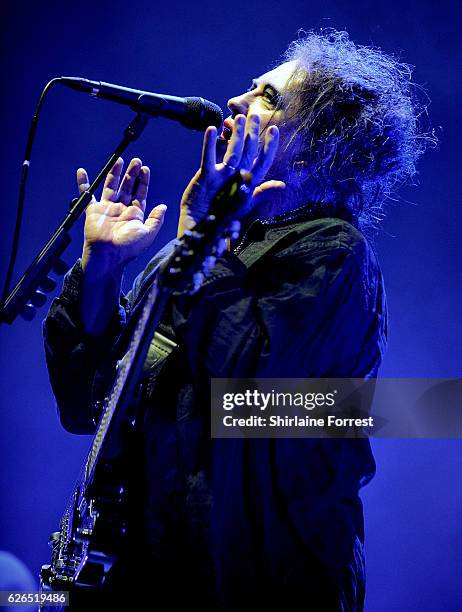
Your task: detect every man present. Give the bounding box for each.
[43,30,429,610]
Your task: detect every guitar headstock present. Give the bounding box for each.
[159,170,251,295]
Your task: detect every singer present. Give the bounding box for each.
[43,30,432,610]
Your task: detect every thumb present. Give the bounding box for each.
[252,180,286,207]
[144,204,167,235]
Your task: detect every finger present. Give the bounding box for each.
[222,114,245,169]
[240,114,261,170]
[253,180,286,196]
[144,204,167,233]
[103,157,124,201]
[77,168,97,205]
[200,127,217,173]
[77,168,90,194]
[132,166,150,212]
[250,125,280,184]
[117,158,142,205]
[98,202,127,217]
[252,180,286,207]
[85,201,126,219]
[118,204,145,223]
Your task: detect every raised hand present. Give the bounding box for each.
[79,157,167,275]
[178,114,285,237]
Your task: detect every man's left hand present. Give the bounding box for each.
[178,113,286,237]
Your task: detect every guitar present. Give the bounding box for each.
[39,170,251,610]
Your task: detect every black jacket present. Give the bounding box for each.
[43,209,387,611]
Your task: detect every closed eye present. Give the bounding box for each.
[247,80,281,108]
[263,86,280,107]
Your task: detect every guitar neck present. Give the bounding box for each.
[84,274,169,484]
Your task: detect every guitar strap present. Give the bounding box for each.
[141,329,178,376]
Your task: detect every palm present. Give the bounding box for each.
[78,158,166,268]
[85,202,153,253]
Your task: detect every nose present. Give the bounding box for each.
[227,91,252,116]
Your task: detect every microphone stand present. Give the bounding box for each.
[0,113,150,325]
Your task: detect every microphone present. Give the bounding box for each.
[57,77,223,131]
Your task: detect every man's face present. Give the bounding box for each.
[221,60,298,147]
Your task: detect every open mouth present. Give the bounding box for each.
[220,118,234,141]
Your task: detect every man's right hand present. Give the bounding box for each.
[76,157,167,336]
[78,157,167,277]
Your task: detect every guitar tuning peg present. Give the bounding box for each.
[39,276,57,293]
[190,230,204,241]
[229,219,241,240]
[229,220,241,232]
[202,255,217,276]
[215,238,228,257]
[53,259,70,275]
[30,289,48,307]
[190,271,205,293]
[223,220,240,241]
[21,303,37,321]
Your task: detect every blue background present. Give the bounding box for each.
[1,0,461,609]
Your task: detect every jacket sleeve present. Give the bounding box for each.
[42,260,129,434]
[170,220,386,381]
[42,240,177,434]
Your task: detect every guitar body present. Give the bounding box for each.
[40,414,136,610]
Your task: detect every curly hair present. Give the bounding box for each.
[274,29,436,231]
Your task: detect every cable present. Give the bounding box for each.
[1,78,61,305]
